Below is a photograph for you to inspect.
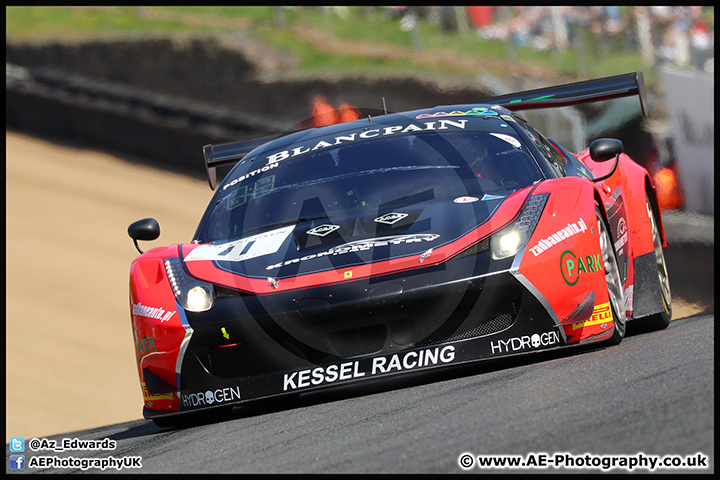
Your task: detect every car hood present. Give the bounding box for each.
[180,188,532,294]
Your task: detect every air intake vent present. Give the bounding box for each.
[329,325,386,358]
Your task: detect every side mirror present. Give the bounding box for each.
[589,138,623,162]
[128,218,160,254]
[589,138,623,182]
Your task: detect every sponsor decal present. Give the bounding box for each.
[307,224,340,237]
[266,119,468,165]
[133,326,156,363]
[529,218,588,257]
[614,217,628,252]
[185,225,294,263]
[490,331,560,355]
[416,108,499,119]
[266,233,440,270]
[454,196,479,204]
[132,302,176,323]
[572,302,613,330]
[481,194,505,201]
[344,270,353,279]
[182,386,241,407]
[490,133,522,149]
[141,382,174,402]
[283,345,456,391]
[560,250,603,286]
[223,161,279,191]
[136,336,156,355]
[374,212,408,225]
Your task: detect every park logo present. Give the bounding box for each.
[560,250,603,286]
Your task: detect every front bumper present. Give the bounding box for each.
[153,260,563,416]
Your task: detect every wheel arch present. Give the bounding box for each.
[630,173,672,322]
[644,174,667,247]
[592,187,613,239]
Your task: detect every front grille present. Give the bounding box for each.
[417,282,521,347]
[437,306,515,343]
[329,325,386,358]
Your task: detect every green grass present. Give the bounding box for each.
[6,6,659,81]
[297,7,418,46]
[5,6,211,37]
[251,23,422,74]
[161,6,275,21]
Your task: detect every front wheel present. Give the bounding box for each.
[597,207,625,346]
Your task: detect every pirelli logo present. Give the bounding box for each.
[572,302,613,330]
[141,382,174,402]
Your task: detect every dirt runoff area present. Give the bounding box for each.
[5,130,706,443]
[5,131,212,442]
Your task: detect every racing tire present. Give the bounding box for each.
[636,194,672,331]
[597,207,625,346]
[151,406,233,428]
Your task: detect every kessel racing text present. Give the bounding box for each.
[283,345,456,391]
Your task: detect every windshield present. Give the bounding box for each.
[194,130,543,243]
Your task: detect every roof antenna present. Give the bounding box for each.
[368,115,372,123]
[382,97,388,115]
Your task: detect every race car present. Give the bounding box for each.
[128,72,671,426]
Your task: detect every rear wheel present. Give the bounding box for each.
[638,194,672,330]
[597,208,625,345]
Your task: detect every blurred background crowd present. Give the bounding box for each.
[384,6,714,73]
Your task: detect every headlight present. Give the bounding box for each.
[185,285,214,312]
[491,230,524,260]
[490,193,548,260]
[164,257,215,312]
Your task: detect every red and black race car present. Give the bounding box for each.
[128,72,671,426]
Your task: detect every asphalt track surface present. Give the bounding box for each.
[7,314,714,474]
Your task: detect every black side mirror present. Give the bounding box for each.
[128,218,160,254]
[590,138,623,162]
[589,138,623,182]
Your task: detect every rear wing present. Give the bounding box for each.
[481,71,647,117]
[203,136,275,190]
